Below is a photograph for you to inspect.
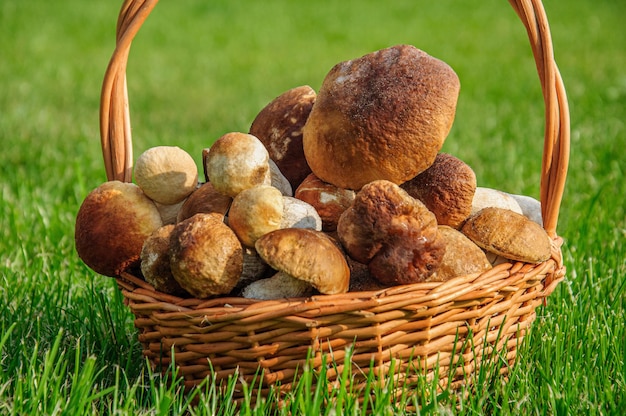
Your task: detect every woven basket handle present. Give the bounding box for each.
[100,0,569,238]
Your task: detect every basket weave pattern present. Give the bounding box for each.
[100,0,569,397]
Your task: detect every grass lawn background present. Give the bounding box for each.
[1,0,625,414]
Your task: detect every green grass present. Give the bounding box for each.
[1,0,625,414]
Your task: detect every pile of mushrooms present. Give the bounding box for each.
[75,44,551,300]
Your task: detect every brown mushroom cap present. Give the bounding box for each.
[134,146,199,205]
[204,132,271,197]
[461,207,551,263]
[255,228,350,295]
[337,180,444,285]
[169,213,243,297]
[303,44,460,190]
[177,181,232,223]
[75,181,163,277]
[294,173,356,232]
[428,225,492,282]
[250,85,316,190]
[140,224,188,296]
[401,153,476,229]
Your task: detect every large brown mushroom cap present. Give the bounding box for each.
[303,44,460,190]
[169,213,243,297]
[337,180,444,285]
[250,85,316,190]
[75,181,163,277]
[461,207,551,263]
[401,153,476,229]
[255,228,350,295]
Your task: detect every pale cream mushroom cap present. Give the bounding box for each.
[228,185,285,247]
[255,228,350,295]
[134,146,199,205]
[204,132,271,197]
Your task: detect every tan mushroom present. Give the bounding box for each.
[461,207,551,263]
[254,228,350,295]
[134,146,199,205]
[249,85,316,190]
[227,185,285,247]
[204,132,271,197]
[169,213,243,297]
[428,226,492,282]
[400,153,476,229]
[75,181,163,277]
[303,45,460,190]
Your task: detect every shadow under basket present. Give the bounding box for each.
[100,0,570,402]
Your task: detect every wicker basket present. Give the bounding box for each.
[99,0,569,400]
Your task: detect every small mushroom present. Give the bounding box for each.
[428,226,492,282]
[461,207,551,263]
[140,224,188,296]
[249,85,316,190]
[134,146,199,205]
[169,213,243,297]
[204,132,271,197]
[401,153,476,229]
[176,181,232,223]
[227,185,285,247]
[75,181,163,277]
[254,228,350,296]
[337,180,445,285]
[294,173,356,232]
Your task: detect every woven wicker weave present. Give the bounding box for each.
[99,0,569,399]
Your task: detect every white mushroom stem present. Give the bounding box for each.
[280,196,322,230]
[241,271,314,300]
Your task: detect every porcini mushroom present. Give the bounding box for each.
[249,85,316,190]
[253,228,350,296]
[337,180,445,285]
[204,132,271,198]
[169,213,243,297]
[401,153,476,229]
[133,146,199,205]
[461,207,551,263]
[294,173,356,232]
[303,45,460,190]
[140,224,188,296]
[176,181,232,223]
[428,225,492,281]
[75,181,163,277]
